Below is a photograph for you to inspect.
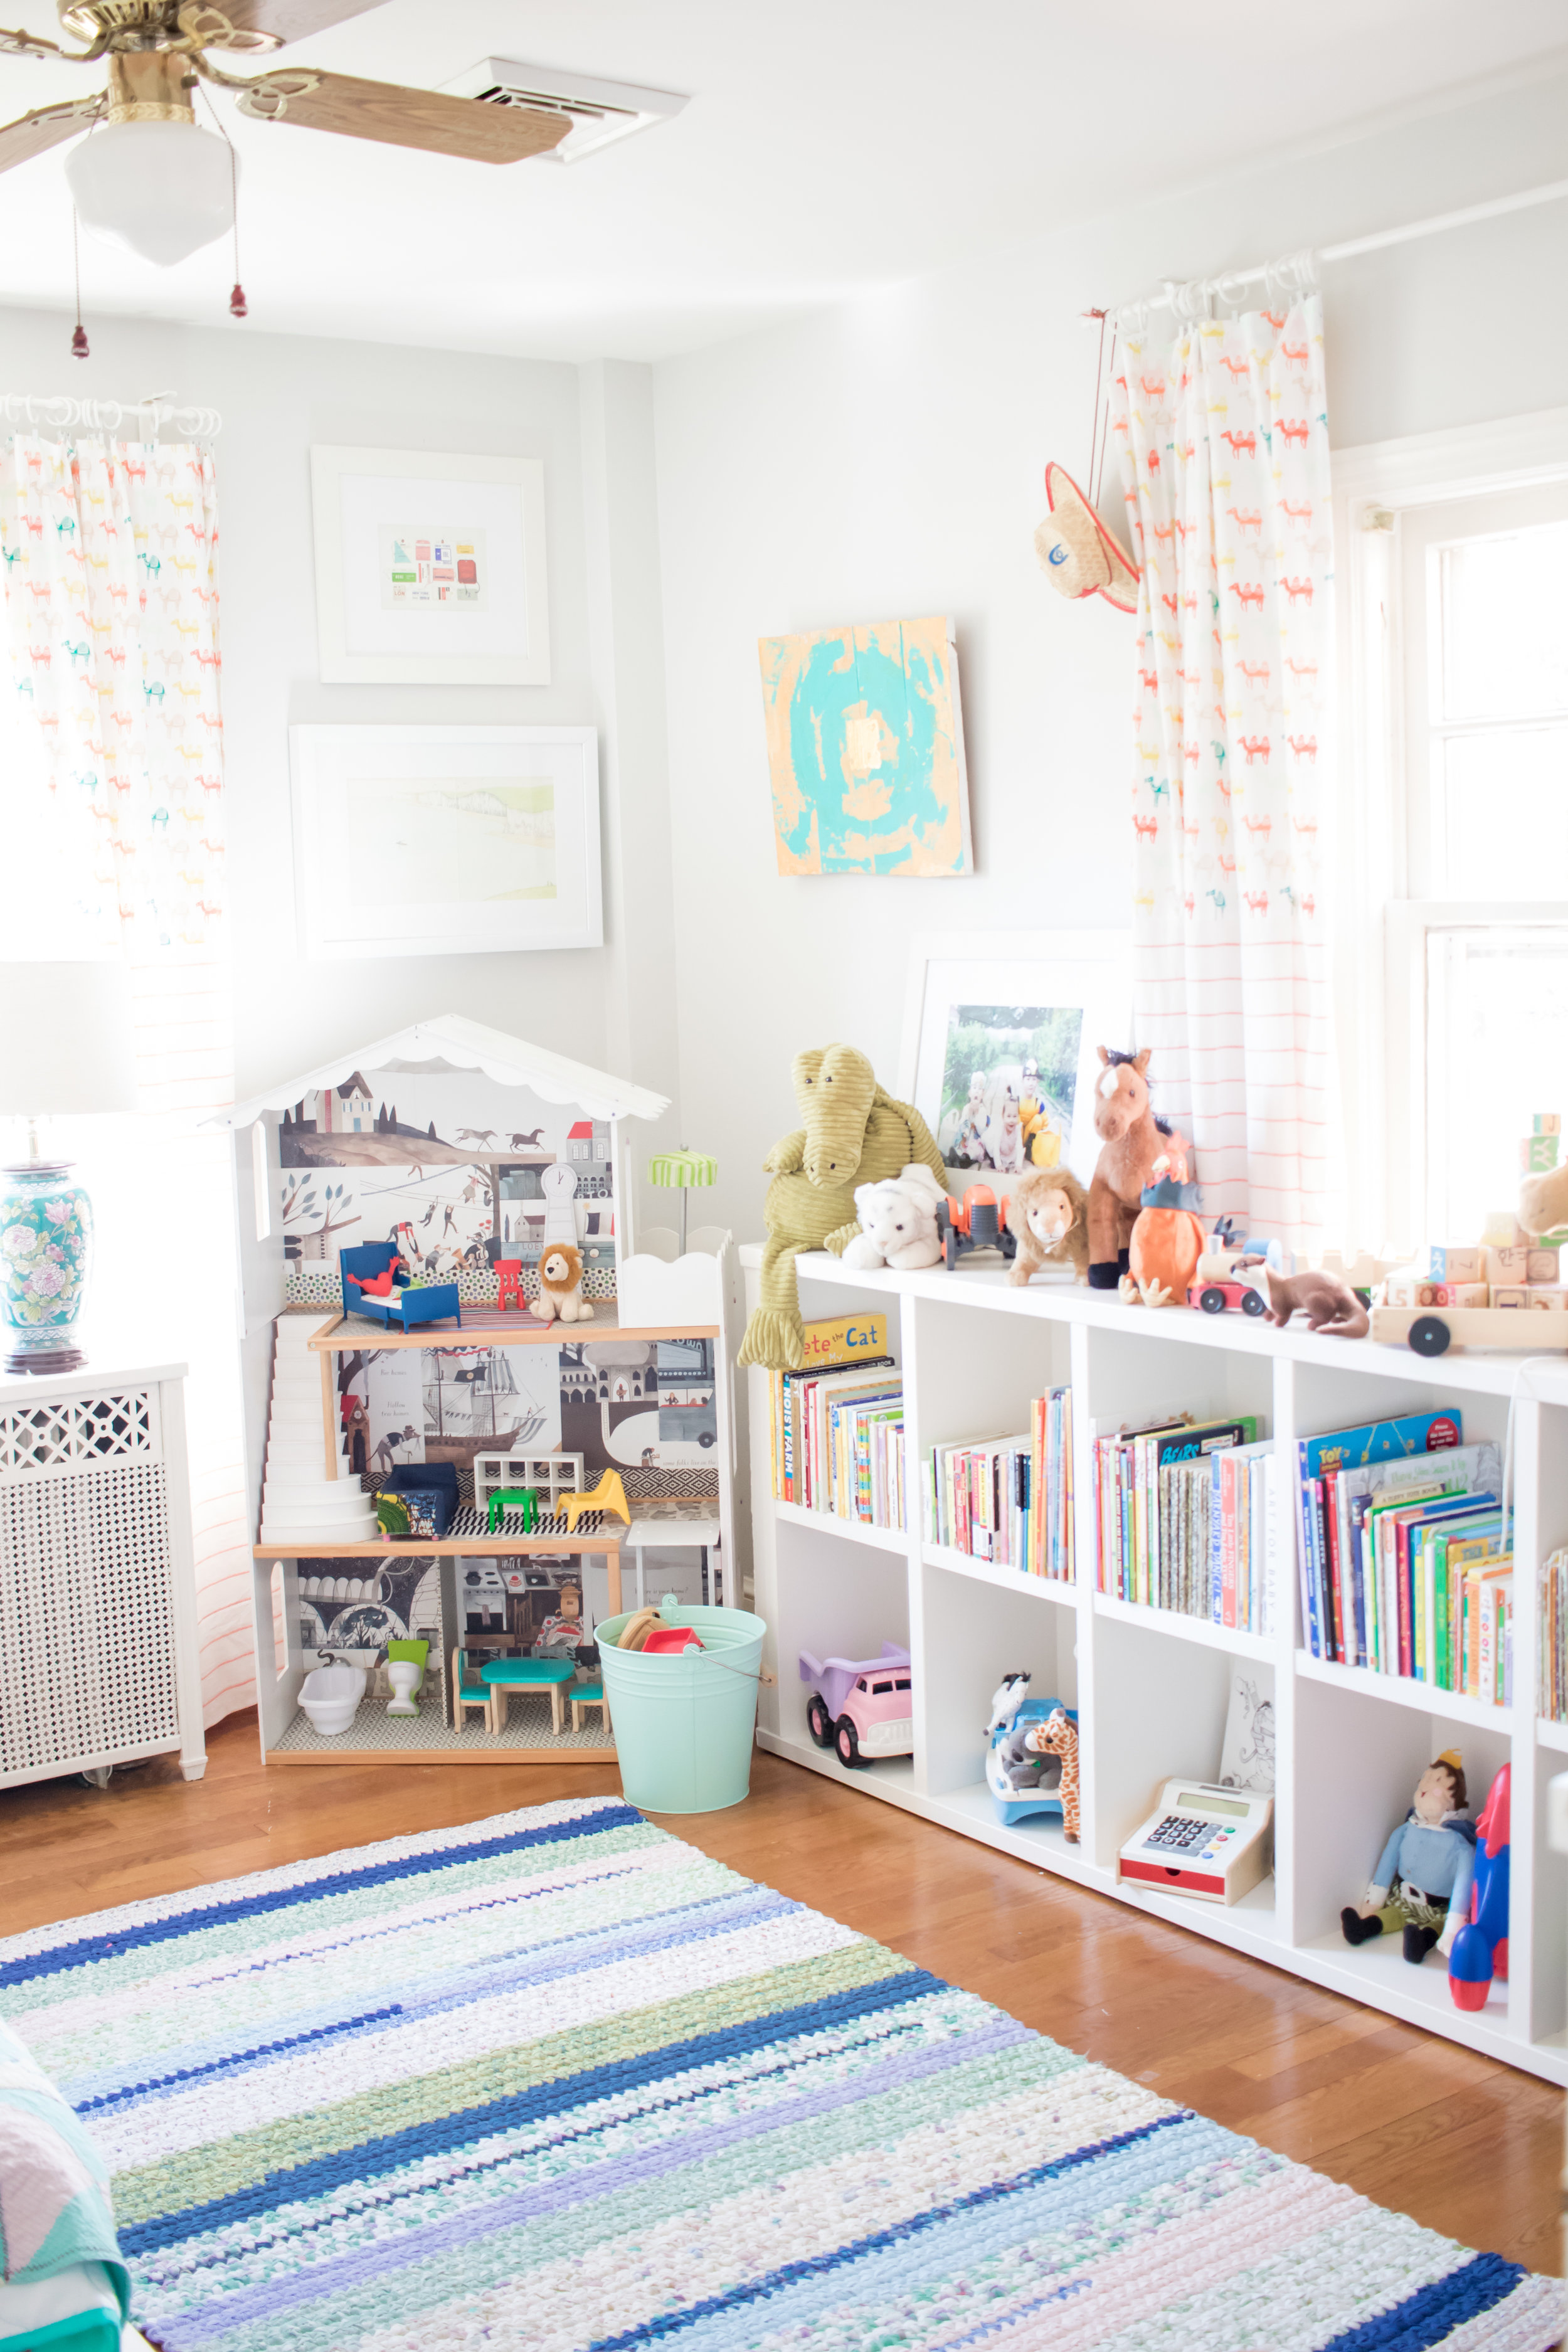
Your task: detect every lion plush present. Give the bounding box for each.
[1009,1166,1090,1286]
[532,1242,593,1325]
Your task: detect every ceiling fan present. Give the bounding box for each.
[0,1,569,297]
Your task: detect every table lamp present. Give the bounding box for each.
[0,964,137,1374]
[647,1147,718,1256]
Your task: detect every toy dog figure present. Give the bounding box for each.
[532,1242,593,1325]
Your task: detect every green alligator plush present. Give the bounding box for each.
[738,1043,949,1370]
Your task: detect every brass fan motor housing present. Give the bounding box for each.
[56,2,281,52]
[105,48,194,119]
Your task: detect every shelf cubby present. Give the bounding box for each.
[746,1248,1568,2084]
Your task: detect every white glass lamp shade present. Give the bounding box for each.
[65,121,235,266]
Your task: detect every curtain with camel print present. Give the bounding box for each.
[1111,292,1332,1256]
[0,434,252,1727]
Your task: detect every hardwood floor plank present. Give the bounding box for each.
[0,1718,1559,2277]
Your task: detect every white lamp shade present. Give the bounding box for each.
[0,965,137,1115]
[65,120,235,267]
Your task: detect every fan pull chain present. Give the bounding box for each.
[228,134,246,319]
[70,208,88,359]
[197,80,248,319]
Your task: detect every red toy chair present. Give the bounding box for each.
[494,1258,524,1311]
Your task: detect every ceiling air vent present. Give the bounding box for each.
[438,61,689,164]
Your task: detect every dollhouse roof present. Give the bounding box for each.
[207,1015,670,1130]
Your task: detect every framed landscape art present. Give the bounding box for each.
[310,446,550,686]
[289,724,601,959]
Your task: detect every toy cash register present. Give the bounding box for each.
[1118,1780,1273,1904]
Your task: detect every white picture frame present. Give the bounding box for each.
[898,930,1133,1195]
[309,445,549,686]
[289,724,601,960]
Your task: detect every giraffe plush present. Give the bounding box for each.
[1036,1707,1081,1843]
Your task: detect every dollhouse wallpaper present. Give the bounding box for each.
[277,1067,618,1306]
[297,1334,718,1674]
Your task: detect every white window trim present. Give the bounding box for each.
[1331,405,1568,1256]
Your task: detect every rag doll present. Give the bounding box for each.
[1341,1751,1476,1964]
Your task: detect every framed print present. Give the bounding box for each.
[289,725,601,959]
[309,446,549,685]
[758,614,972,876]
[899,930,1131,1197]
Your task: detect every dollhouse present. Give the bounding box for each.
[208,1015,738,1766]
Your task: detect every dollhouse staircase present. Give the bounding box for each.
[258,1315,378,1547]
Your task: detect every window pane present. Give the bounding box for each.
[1442,724,1568,896]
[1440,524,1568,719]
[1426,925,1568,1241]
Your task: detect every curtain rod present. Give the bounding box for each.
[0,393,223,438]
[1110,172,1568,326]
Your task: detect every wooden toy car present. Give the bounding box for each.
[1372,1302,1568,1356]
[936,1185,1017,1270]
[1189,1273,1268,1317]
[800,1642,913,1769]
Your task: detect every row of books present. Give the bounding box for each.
[923,1389,1074,1581]
[1091,1414,1276,1633]
[1295,1409,1512,1696]
[1539,1549,1568,1721]
[765,1316,906,1528]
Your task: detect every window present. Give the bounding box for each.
[1335,422,1568,1254]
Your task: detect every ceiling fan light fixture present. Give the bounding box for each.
[65,118,237,266]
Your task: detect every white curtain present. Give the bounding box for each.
[1112,292,1332,1254]
[0,436,252,1727]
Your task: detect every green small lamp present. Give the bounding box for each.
[648,1147,717,1254]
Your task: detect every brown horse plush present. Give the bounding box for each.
[1088,1047,1172,1290]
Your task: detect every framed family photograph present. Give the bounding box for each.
[898,930,1132,1195]
[309,445,550,686]
[289,724,601,960]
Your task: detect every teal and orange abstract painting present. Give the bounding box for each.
[759,614,973,877]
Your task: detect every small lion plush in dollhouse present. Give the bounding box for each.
[532,1242,593,1324]
[1342,1750,1476,1965]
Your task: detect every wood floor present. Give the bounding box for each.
[2,1712,1562,2280]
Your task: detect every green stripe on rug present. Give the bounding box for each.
[114,1936,913,2225]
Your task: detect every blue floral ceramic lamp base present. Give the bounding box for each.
[1,1143,93,1375]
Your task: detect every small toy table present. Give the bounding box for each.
[481,1656,576,1735]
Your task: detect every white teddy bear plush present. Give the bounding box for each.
[840,1162,949,1271]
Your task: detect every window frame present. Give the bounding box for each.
[1331,405,1568,1258]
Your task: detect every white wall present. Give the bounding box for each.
[0,306,676,1113]
[652,68,1568,1237]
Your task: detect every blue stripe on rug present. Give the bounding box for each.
[119,1964,945,2256]
[75,1887,799,2116]
[585,2112,1190,2349]
[1318,2250,1528,2349]
[0,1806,645,1989]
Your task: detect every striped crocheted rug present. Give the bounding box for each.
[0,1795,1556,2352]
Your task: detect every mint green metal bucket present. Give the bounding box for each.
[596,1595,767,1813]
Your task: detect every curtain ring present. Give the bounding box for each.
[1210,272,1249,316]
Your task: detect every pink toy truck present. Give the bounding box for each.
[800,1642,914,1770]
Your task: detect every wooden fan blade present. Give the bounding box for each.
[232,70,569,162]
[0,95,101,176]
[194,0,387,43]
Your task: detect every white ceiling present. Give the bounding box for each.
[0,0,1565,363]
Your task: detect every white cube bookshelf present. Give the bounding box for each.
[743,1244,1568,2085]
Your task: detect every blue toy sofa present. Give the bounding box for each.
[377,1460,459,1538]
[339,1243,461,1332]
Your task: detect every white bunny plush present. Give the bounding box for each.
[839,1162,948,1271]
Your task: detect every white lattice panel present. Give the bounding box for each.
[0,1389,157,1480]
[0,1456,179,1777]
